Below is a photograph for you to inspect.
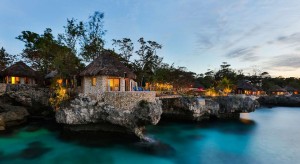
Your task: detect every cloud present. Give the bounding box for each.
[269,33,300,47]
[195,33,214,50]
[277,33,300,44]
[223,26,263,49]
[265,54,300,69]
[225,46,259,61]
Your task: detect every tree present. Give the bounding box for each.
[135,38,163,81]
[171,67,196,90]
[214,62,236,82]
[261,71,271,79]
[80,11,106,62]
[58,18,84,55]
[199,69,215,88]
[152,63,174,83]
[130,37,163,83]
[16,28,57,74]
[16,28,83,78]
[0,47,14,68]
[217,77,233,95]
[112,38,134,63]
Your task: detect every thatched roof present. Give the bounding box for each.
[45,70,58,79]
[79,50,136,79]
[269,85,287,92]
[0,66,5,77]
[2,61,36,78]
[0,65,5,72]
[237,81,257,91]
[284,86,298,92]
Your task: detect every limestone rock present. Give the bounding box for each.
[258,95,300,107]
[0,102,29,129]
[56,94,162,139]
[0,115,5,130]
[214,96,259,113]
[161,95,259,121]
[5,84,51,116]
[161,97,210,121]
[204,99,220,116]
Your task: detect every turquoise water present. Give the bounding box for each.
[1,107,300,164]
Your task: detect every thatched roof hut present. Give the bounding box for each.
[2,61,35,78]
[269,85,287,92]
[237,81,257,91]
[284,86,298,92]
[80,50,136,79]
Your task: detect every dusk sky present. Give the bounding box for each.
[1,0,300,77]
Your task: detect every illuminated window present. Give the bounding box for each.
[11,77,16,84]
[92,77,97,86]
[15,77,20,84]
[108,78,120,91]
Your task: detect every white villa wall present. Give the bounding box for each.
[120,78,125,91]
[82,76,138,98]
[82,76,107,99]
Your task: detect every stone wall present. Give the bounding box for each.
[82,76,107,99]
[0,83,6,96]
[82,75,138,100]
[103,91,157,110]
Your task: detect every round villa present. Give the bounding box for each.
[1,61,36,85]
[79,50,138,99]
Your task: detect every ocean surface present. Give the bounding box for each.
[1,107,300,164]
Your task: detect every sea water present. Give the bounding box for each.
[1,107,300,164]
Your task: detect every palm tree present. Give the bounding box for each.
[218,77,233,95]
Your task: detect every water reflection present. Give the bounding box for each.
[59,129,139,148]
[131,141,176,157]
[0,141,51,161]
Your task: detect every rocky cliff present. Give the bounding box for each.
[214,96,259,118]
[214,96,259,113]
[258,95,300,107]
[0,84,52,130]
[5,84,52,116]
[56,94,162,140]
[161,95,259,121]
[0,97,29,130]
[161,97,218,121]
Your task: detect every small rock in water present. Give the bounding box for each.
[142,136,156,143]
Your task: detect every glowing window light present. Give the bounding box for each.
[108,78,120,91]
[11,77,16,84]
[15,77,20,84]
[92,77,97,86]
